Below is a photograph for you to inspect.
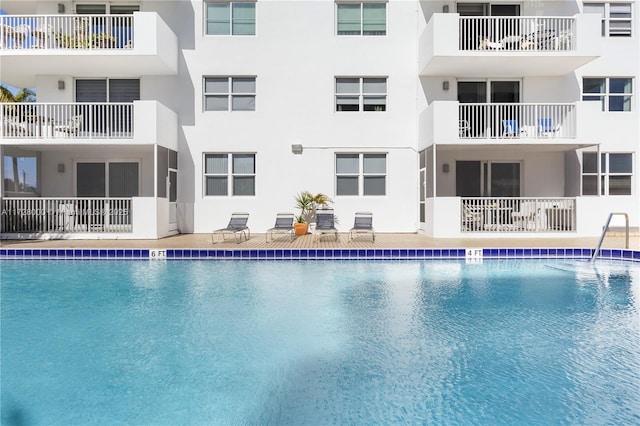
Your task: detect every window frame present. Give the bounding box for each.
[336,1,387,36]
[74,160,140,197]
[584,2,633,37]
[203,76,256,112]
[582,77,633,112]
[335,76,387,112]
[336,153,387,196]
[204,153,256,197]
[205,1,256,36]
[582,152,633,196]
[2,152,40,196]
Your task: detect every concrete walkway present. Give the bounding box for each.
[1,232,638,250]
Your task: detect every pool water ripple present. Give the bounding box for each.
[1,259,639,425]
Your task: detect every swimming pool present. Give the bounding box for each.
[2,259,639,425]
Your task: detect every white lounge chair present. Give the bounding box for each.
[54,114,82,137]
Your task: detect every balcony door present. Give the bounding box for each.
[457,4,521,49]
[76,161,138,229]
[456,161,521,197]
[76,3,139,47]
[458,80,520,137]
[457,3,520,16]
[75,78,139,136]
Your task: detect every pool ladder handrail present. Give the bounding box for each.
[591,212,629,262]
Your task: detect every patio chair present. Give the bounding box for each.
[57,202,77,232]
[211,212,250,244]
[314,208,338,242]
[537,118,559,137]
[502,119,519,137]
[54,114,82,137]
[2,116,29,137]
[265,212,294,242]
[4,24,30,48]
[511,201,540,231]
[462,203,484,232]
[348,212,375,242]
[31,24,53,48]
[459,119,470,137]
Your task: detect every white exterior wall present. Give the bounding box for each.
[2,0,639,239]
[573,1,640,232]
[182,0,420,233]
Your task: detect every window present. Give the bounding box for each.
[3,153,39,195]
[76,162,139,197]
[206,2,255,35]
[584,2,632,37]
[336,153,386,196]
[76,79,140,102]
[204,153,255,196]
[336,77,387,111]
[76,4,140,14]
[582,152,633,195]
[336,2,386,35]
[583,77,632,111]
[204,77,256,111]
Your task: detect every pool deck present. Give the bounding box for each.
[1,232,639,250]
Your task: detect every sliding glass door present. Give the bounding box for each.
[456,161,520,197]
[458,80,520,138]
[75,79,139,136]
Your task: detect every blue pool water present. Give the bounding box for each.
[1,259,639,425]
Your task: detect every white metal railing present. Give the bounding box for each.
[461,197,576,232]
[1,198,132,233]
[459,17,574,51]
[591,212,629,261]
[458,103,575,139]
[0,14,134,50]
[1,103,134,139]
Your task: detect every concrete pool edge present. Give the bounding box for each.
[1,247,639,262]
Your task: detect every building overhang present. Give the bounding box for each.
[421,54,600,78]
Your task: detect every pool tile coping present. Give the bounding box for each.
[1,247,639,262]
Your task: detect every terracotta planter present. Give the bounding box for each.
[293,222,308,236]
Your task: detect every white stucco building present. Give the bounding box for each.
[1,0,638,240]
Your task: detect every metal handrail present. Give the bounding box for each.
[591,212,629,262]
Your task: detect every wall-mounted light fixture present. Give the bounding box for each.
[442,80,449,91]
[442,163,450,173]
[58,80,65,90]
[58,163,65,173]
[291,144,303,155]
[58,3,65,13]
[443,5,450,13]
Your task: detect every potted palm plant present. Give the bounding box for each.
[293,191,332,235]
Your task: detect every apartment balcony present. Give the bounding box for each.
[458,103,576,140]
[420,14,602,76]
[0,196,173,239]
[422,101,608,147]
[461,197,576,233]
[0,12,178,87]
[1,197,134,234]
[0,100,177,147]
